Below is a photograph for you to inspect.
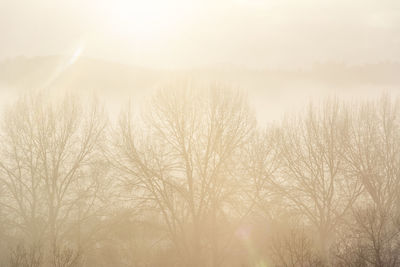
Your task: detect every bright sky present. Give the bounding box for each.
[0,0,399,69]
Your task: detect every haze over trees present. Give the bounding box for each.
[0,86,399,267]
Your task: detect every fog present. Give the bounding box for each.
[1,0,400,68]
[0,1,400,267]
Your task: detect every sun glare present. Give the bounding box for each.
[105,0,191,41]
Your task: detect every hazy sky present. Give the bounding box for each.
[1,0,399,69]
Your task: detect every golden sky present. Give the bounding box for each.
[1,0,399,69]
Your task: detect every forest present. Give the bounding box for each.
[0,86,399,267]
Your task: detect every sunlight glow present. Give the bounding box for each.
[41,42,85,89]
[105,0,192,41]
[68,42,85,66]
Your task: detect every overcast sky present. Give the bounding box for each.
[1,0,399,69]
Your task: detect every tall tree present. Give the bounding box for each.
[272,100,362,264]
[342,95,400,266]
[113,85,256,266]
[0,92,108,266]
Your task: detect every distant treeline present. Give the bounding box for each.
[1,56,399,93]
[0,85,400,267]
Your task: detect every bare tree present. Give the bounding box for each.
[341,95,400,266]
[268,225,322,267]
[9,243,42,267]
[271,99,362,264]
[1,89,400,267]
[0,92,108,265]
[113,84,256,266]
